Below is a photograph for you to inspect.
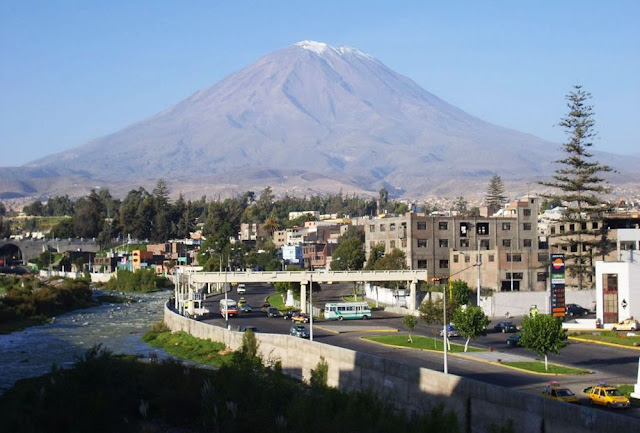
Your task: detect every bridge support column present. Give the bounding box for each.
[409,280,417,312]
[300,281,307,313]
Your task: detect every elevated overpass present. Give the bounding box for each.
[176,269,430,314]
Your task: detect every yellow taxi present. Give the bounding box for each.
[588,382,630,409]
[611,318,638,331]
[238,297,247,307]
[541,381,579,404]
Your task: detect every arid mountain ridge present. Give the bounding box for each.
[2,40,638,202]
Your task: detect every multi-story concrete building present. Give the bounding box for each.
[364,196,548,292]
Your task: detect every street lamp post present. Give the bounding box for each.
[443,280,448,374]
[309,274,314,341]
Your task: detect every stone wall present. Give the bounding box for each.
[164,303,636,433]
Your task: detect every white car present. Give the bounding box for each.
[237,284,246,294]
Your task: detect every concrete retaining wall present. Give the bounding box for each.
[164,304,636,433]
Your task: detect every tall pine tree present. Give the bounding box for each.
[539,85,613,290]
[485,174,506,210]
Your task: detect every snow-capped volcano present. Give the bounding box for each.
[7,40,636,199]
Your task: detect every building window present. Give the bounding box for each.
[369,224,375,232]
[538,253,547,262]
[417,259,427,269]
[401,238,407,248]
[581,222,587,230]
[506,272,523,280]
[439,260,449,269]
[523,239,532,248]
[464,255,470,263]
[380,224,386,232]
[523,223,532,231]
[537,272,547,282]
[390,240,396,249]
[592,222,599,229]
[488,254,495,262]
[559,225,565,232]
[417,221,427,230]
[453,255,459,263]
[550,226,556,235]
[439,221,448,230]
[507,253,522,262]
[460,223,470,237]
[570,244,578,252]
[480,239,490,249]
[569,224,575,231]
[502,222,511,230]
[502,239,511,248]
[460,239,469,248]
[390,223,396,231]
[523,209,531,217]
[439,239,449,247]
[477,222,489,235]
[417,239,427,248]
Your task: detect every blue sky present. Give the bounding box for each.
[1,1,638,166]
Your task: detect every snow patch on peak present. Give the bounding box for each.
[295,40,330,55]
[295,40,374,60]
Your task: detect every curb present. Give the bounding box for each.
[568,335,640,351]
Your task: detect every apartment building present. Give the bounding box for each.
[364,196,548,292]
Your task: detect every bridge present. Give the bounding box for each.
[174,269,430,315]
[0,238,102,266]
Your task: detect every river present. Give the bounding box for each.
[0,290,173,393]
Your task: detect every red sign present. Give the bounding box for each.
[552,258,564,270]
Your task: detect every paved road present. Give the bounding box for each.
[200,283,640,417]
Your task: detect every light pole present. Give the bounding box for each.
[443,279,448,374]
[476,238,482,308]
[309,274,314,341]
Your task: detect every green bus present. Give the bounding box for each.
[324,302,371,321]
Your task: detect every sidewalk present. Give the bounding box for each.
[456,349,535,364]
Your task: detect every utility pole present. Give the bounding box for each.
[443,280,449,374]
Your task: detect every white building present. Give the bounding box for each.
[595,228,640,327]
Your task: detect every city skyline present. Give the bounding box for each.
[1,1,638,166]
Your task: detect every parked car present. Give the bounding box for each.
[439,324,458,338]
[612,318,638,331]
[290,324,310,338]
[291,312,310,323]
[239,326,258,333]
[239,304,252,313]
[587,382,630,408]
[266,307,281,318]
[506,333,522,347]
[494,321,517,333]
[541,381,579,404]
[565,303,589,316]
[282,309,294,320]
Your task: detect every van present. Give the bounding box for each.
[237,284,246,294]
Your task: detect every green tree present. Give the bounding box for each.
[453,196,468,216]
[378,188,389,214]
[330,237,365,271]
[519,314,567,370]
[450,280,472,307]
[403,314,418,343]
[485,174,506,210]
[538,86,614,290]
[452,305,490,352]
[373,248,407,270]
[0,216,11,238]
[364,244,385,270]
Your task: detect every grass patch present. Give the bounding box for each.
[142,328,233,367]
[571,331,640,347]
[502,361,589,375]
[267,293,297,311]
[365,334,483,353]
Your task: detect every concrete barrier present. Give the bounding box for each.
[164,303,637,433]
